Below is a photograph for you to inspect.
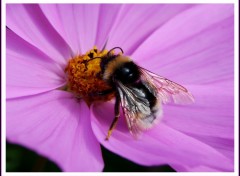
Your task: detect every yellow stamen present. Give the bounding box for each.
[65,47,115,105]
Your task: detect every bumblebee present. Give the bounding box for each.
[83,47,194,140]
[66,47,194,140]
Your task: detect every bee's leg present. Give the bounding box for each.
[105,94,120,141]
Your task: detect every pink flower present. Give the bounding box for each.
[6,4,234,172]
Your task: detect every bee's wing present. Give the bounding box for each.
[116,81,161,137]
[139,67,195,104]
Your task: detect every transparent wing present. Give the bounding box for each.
[116,81,161,137]
[139,67,195,104]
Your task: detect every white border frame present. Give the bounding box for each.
[1,0,239,176]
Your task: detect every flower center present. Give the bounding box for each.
[65,47,115,105]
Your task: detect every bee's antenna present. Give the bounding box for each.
[85,56,102,63]
[107,47,124,56]
[86,47,124,63]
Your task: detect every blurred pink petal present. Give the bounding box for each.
[172,164,223,172]
[7,91,103,171]
[188,165,224,172]
[7,29,66,98]
[163,85,233,138]
[94,4,122,49]
[107,4,194,55]
[133,4,233,85]
[90,102,233,171]
[189,134,234,162]
[6,4,72,66]
[40,4,103,54]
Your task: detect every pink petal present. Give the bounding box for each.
[40,4,122,54]
[6,4,72,66]
[40,4,100,54]
[39,4,82,55]
[90,101,233,171]
[107,4,194,55]
[189,134,234,162]
[188,165,224,172]
[7,90,103,171]
[162,85,234,139]
[132,4,233,85]
[171,164,223,172]
[69,4,100,53]
[94,4,122,49]
[6,29,66,98]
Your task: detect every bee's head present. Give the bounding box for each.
[103,55,140,85]
[112,60,140,84]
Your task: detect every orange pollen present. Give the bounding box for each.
[65,47,115,105]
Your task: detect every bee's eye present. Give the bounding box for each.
[114,62,140,84]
